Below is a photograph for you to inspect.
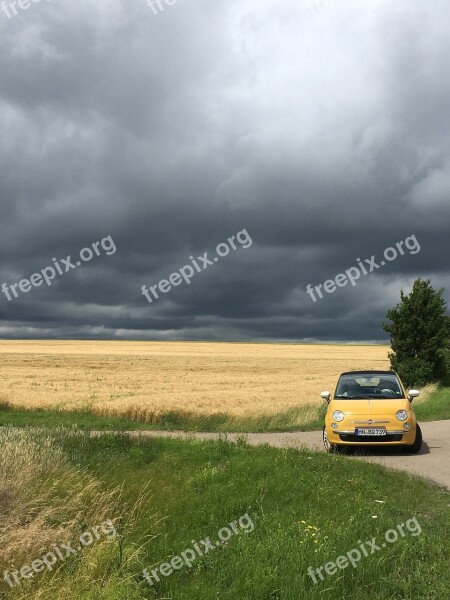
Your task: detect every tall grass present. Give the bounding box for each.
[0,428,152,599]
[410,383,438,404]
[92,402,326,432]
[0,403,326,433]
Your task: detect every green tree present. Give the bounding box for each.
[383,279,449,387]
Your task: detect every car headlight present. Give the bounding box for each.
[332,410,344,422]
[396,410,408,421]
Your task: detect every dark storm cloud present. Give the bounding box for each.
[0,0,449,341]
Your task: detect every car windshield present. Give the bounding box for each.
[334,373,404,399]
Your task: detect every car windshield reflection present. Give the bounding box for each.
[335,372,405,399]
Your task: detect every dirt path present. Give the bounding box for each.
[110,420,450,490]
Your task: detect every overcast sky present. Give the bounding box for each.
[0,0,449,342]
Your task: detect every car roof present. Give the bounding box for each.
[339,370,397,376]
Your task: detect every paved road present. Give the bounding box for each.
[117,420,450,490]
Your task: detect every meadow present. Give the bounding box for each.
[0,428,448,599]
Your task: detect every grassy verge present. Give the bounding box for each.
[0,382,447,434]
[0,402,326,433]
[414,384,450,422]
[1,428,448,599]
[0,404,148,431]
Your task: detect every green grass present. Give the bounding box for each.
[3,429,448,599]
[0,404,148,430]
[0,403,326,433]
[415,385,450,422]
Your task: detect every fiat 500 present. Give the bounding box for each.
[321,370,422,453]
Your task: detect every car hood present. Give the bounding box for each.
[330,398,411,415]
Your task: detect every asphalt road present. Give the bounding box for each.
[120,420,450,490]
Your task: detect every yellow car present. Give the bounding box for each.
[321,370,422,453]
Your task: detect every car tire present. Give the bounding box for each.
[323,427,336,453]
[403,424,423,454]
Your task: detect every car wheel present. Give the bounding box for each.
[323,427,335,453]
[403,424,423,454]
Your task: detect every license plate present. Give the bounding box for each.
[355,428,386,436]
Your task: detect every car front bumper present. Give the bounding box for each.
[328,427,416,446]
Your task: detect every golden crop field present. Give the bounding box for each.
[0,340,390,420]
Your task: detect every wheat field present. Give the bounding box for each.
[0,340,390,420]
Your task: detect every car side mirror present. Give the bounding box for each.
[321,391,331,403]
[408,390,420,401]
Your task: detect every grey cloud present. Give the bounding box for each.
[0,0,449,341]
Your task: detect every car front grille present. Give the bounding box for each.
[338,433,403,443]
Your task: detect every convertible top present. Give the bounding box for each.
[340,370,397,376]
